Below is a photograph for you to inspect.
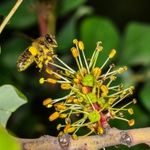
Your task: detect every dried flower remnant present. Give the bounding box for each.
[39,39,136,139]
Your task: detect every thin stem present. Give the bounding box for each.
[49,62,73,74]
[0,0,23,34]
[81,50,90,74]
[54,56,76,73]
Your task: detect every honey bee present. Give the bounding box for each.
[17,34,58,71]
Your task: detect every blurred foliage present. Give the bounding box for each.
[0,0,150,149]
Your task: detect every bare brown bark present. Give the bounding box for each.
[15,127,150,150]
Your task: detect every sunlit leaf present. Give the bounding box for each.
[0,84,27,127]
[119,22,150,66]
[0,125,21,150]
[80,16,120,66]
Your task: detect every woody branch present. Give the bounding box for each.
[17,127,150,150]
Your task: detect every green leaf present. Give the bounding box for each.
[140,81,150,112]
[88,110,100,123]
[80,16,119,66]
[120,22,150,66]
[57,6,92,52]
[0,85,27,127]
[57,18,76,51]
[0,0,37,29]
[0,125,21,150]
[58,0,86,16]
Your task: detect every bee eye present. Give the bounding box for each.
[45,34,53,43]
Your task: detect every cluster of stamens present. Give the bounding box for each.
[40,39,136,139]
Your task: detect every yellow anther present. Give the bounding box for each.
[71,47,79,58]
[96,46,103,52]
[110,75,116,81]
[64,124,71,133]
[78,41,84,50]
[109,49,116,58]
[55,103,66,110]
[47,78,57,84]
[38,63,43,69]
[118,66,128,74]
[133,98,137,104]
[108,98,116,105]
[129,86,134,94]
[29,46,37,56]
[92,67,102,77]
[61,83,71,90]
[82,86,89,94]
[73,39,78,44]
[76,74,82,80]
[128,108,134,115]
[74,78,80,84]
[57,124,62,130]
[66,96,74,103]
[72,134,78,140]
[81,68,87,75]
[128,119,135,126]
[67,127,76,133]
[101,85,109,95]
[39,78,45,84]
[49,112,59,121]
[58,131,64,136]
[78,98,83,103]
[98,126,104,134]
[43,98,52,107]
[59,113,67,118]
[73,98,79,104]
[45,68,52,74]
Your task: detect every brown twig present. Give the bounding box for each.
[0,0,23,34]
[36,0,57,36]
[16,127,150,150]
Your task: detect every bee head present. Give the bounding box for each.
[45,34,58,47]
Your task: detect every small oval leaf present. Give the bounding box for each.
[0,84,27,127]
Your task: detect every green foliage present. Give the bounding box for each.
[140,82,150,112]
[0,85,27,127]
[0,125,21,150]
[120,22,150,66]
[58,0,86,16]
[57,6,93,51]
[80,16,120,66]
